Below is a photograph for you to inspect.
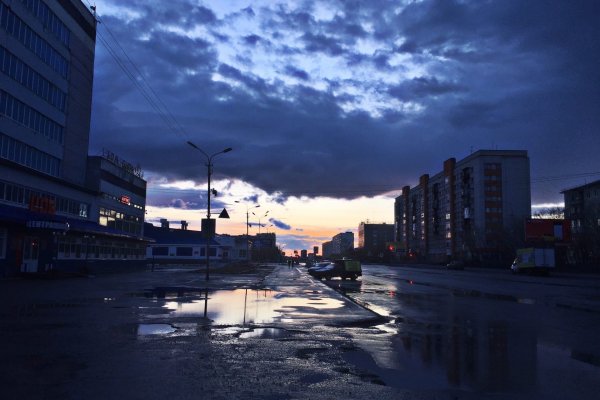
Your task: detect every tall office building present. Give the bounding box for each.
[394,150,530,263]
[0,1,147,275]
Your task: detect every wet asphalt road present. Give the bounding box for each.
[0,264,399,400]
[322,264,600,399]
[1,263,599,399]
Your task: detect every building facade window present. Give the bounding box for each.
[99,207,142,235]
[0,90,64,143]
[152,246,168,256]
[0,227,6,258]
[176,247,193,256]
[0,3,69,78]
[19,0,71,47]
[0,46,67,111]
[0,133,60,176]
[199,248,217,257]
[0,179,90,219]
[58,238,145,260]
[78,203,88,218]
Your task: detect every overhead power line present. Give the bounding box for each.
[85,2,189,141]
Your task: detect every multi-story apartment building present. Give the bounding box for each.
[562,179,600,266]
[358,222,394,257]
[331,232,354,256]
[0,1,147,275]
[321,232,354,258]
[322,240,333,258]
[394,150,531,263]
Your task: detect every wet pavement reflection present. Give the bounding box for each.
[239,327,290,339]
[145,287,346,326]
[137,323,176,336]
[329,268,600,399]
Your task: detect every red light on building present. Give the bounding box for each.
[120,195,131,205]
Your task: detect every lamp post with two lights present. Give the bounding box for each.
[187,141,232,281]
[235,201,260,261]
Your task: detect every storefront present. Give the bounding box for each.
[0,204,148,276]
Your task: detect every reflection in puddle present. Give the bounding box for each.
[239,328,289,339]
[137,324,176,336]
[348,309,600,398]
[214,326,246,336]
[163,289,344,325]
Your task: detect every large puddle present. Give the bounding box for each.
[158,288,345,325]
[137,324,176,336]
[339,284,600,399]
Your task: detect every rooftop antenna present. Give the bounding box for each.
[90,4,98,21]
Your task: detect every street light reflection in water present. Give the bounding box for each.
[163,289,344,325]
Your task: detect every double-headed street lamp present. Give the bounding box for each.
[235,201,260,260]
[187,141,232,281]
[252,210,270,234]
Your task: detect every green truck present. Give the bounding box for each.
[511,247,555,274]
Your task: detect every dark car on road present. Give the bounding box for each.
[445,260,465,270]
[308,258,362,281]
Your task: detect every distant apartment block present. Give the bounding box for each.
[332,232,353,255]
[358,222,394,256]
[322,240,333,258]
[562,179,600,265]
[321,232,354,258]
[394,150,531,263]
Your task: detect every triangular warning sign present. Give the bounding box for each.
[218,208,230,219]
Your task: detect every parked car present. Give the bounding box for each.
[308,258,362,281]
[307,261,332,272]
[446,260,465,270]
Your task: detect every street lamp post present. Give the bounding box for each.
[252,210,269,234]
[235,201,260,261]
[187,141,232,281]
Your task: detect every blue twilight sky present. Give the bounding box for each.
[86,0,600,252]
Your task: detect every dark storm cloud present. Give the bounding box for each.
[241,7,256,17]
[388,77,465,100]
[243,34,262,46]
[270,218,291,230]
[170,199,188,209]
[90,0,600,205]
[271,9,313,31]
[146,190,227,211]
[301,32,345,55]
[100,1,217,31]
[284,65,310,81]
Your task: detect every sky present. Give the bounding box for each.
[86,0,600,254]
